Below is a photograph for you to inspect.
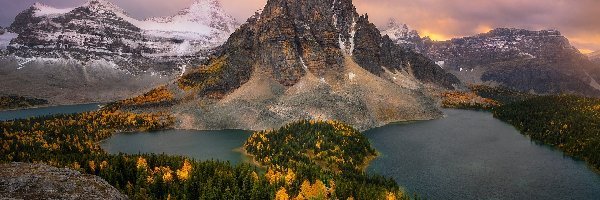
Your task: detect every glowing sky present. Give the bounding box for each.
[0,0,598,53]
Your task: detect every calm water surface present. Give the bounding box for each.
[0,103,101,121]
[101,129,251,164]
[365,109,600,200]
[98,108,600,199]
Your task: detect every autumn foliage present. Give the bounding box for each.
[120,86,174,107]
[1,107,174,161]
[0,95,47,110]
[245,120,408,200]
[440,91,499,110]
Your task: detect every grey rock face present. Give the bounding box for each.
[1,0,240,105]
[0,162,127,200]
[6,0,239,74]
[379,18,423,51]
[8,1,149,71]
[380,25,600,96]
[425,28,600,96]
[181,0,459,96]
[167,0,457,131]
[353,16,460,89]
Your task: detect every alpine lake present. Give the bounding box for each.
[5,105,600,199]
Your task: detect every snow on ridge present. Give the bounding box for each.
[83,0,128,15]
[32,2,75,17]
[380,18,419,42]
[0,32,18,49]
[28,0,238,41]
[137,0,238,38]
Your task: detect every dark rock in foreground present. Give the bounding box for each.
[0,162,127,200]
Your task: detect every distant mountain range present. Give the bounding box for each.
[381,19,600,96]
[2,0,599,108]
[5,0,239,72]
[0,0,240,104]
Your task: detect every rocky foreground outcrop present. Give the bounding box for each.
[0,162,127,200]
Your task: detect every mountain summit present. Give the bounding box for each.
[379,25,600,96]
[380,18,422,50]
[0,0,240,105]
[6,0,239,71]
[148,0,461,131]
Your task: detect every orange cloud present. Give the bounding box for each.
[420,30,452,41]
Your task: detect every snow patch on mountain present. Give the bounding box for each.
[0,32,18,49]
[129,0,238,44]
[32,3,75,17]
[8,0,240,65]
[380,18,420,44]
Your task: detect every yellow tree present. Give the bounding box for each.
[275,187,290,200]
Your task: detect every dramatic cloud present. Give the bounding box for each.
[0,0,599,52]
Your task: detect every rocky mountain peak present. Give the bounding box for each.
[380,18,421,47]
[167,0,460,131]
[384,18,412,34]
[83,0,128,16]
[413,26,600,96]
[5,0,241,72]
[178,0,458,92]
[146,0,239,34]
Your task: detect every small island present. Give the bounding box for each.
[244,120,405,200]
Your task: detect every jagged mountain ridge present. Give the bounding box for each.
[6,0,239,73]
[152,0,461,131]
[0,0,240,105]
[380,22,600,96]
[379,19,423,51]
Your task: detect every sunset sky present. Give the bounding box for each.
[1,0,598,53]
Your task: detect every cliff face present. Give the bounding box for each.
[381,25,600,96]
[424,28,600,96]
[6,0,239,73]
[1,0,240,105]
[154,0,460,131]
[179,0,459,97]
[8,1,148,70]
[0,162,127,200]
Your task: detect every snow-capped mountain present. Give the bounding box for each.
[8,1,147,72]
[379,23,600,96]
[142,0,239,40]
[5,0,239,72]
[425,28,600,96]
[138,0,240,57]
[0,0,240,105]
[380,18,423,51]
[0,26,18,51]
